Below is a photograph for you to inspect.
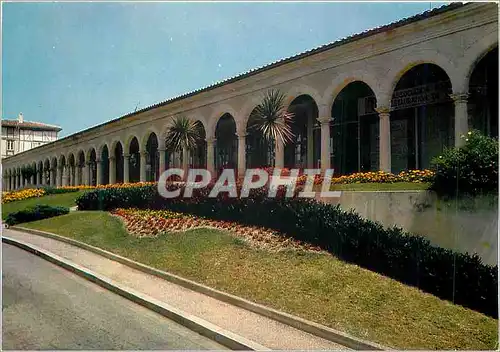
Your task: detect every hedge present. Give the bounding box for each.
[76,183,498,318]
[431,130,498,197]
[5,204,70,226]
[42,186,80,195]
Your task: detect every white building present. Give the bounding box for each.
[1,113,61,159]
[2,3,498,191]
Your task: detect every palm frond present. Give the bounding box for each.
[164,116,203,152]
[249,89,294,145]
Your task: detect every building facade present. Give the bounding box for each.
[1,113,61,159]
[2,3,498,191]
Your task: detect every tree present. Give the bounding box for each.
[164,116,204,173]
[164,116,203,152]
[248,89,295,146]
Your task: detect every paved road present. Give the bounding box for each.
[2,244,227,350]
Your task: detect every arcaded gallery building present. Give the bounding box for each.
[2,3,498,190]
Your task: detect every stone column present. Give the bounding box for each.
[63,166,69,187]
[74,166,80,186]
[49,168,54,187]
[96,158,103,185]
[56,166,62,188]
[68,166,73,186]
[307,110,314,168]
[318,117,331,172]
[237,133,246,178]
[206,138,215,177]
[376,107,391,173]
[275,138,284,168]
[158,149,166,179]
[109,156,116,184]
[123,154,130,183]
[83,163,89,186]
[451,92,469,147]
[140,152,147,182]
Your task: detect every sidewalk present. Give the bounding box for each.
[4,228,347,350]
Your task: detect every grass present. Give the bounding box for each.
[1,191,87,219]
[22,211,498,350]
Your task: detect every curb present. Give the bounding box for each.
[11,226,387,350]
[2,236,269,351]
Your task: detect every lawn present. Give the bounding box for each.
[1,191,87,219]
[22,211,498,350]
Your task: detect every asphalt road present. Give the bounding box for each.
[2,243,227,350]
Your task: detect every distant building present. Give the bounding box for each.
[1,113,62,159]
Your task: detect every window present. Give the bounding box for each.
[7,140,14,151]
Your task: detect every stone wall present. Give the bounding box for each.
[318,191,498,266]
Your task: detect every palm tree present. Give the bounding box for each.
[164,116,203,171]
[249,89,295,146]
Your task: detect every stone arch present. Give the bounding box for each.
[141,128,161,151]
[59,154,66,166]
[68,152,76,186]
[86,147,98,186]
[124,134,141,155]
[85,145,97,162]
[284,84,324,110]
[76,149,86,186]
[389,63,454,172]
[97,142,110,158]
[128,136,141,183]
[208,105,239,138]
[238,96,261,134]
[111,140,125,183]
[214,113,238,176]
[466,42,498,138]
[324,70,383,113]
[381,49,458,105]
[329,81,379,175]
[284,94,321,169]
[144,131,159,182]
[457,30,499,92]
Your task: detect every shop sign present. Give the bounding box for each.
[391,81,451,111]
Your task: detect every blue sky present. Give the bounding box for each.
[2,2,442,137]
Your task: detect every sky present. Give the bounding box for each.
[2,2,443,137]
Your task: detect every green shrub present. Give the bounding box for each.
[76,183,498,318]
[42,186,80,195]
[5,204,70,226]
[431,130,498,197]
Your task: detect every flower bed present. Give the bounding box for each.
[330,169,434,184]
[1,182,157,204]
[111,208,323,253]
[2,188,46,203]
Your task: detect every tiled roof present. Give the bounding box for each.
[1,119,62,132]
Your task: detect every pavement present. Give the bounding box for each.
[3,228,347,350]
[2,243,227,350]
